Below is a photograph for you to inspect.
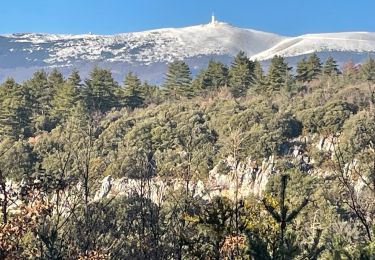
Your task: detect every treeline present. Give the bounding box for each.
[1,52,375,141]
[0,53,375,259]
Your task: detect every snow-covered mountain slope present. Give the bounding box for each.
[252,32,375,60]
[0,21,284,67]
[0,20,375,83]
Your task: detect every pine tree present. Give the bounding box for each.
[82,67,120,113]
[252,60,265,91]
[323,57,340,76]
[123,72,144,109]
[67,69,83,102]
[48,68,64,87]
[205,60,229,90]
[296,54,322,82]
[26,70,55,116]
[140,82,163,105]
[266,56,291,91]
[306,53,322,80]
[192,70,211,95]
[192,60,228,95]
[24,70,58,132]
[229,51,255,97]
[163,60,193,99]
[360,57,375,83]
[263,174,309,259]
[295,58,309,82]
[47,69,66,122]
[0,78,32,137]
[50,82,80,122]
[67,69,82,87]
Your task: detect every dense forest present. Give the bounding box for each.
[0,52,375,259]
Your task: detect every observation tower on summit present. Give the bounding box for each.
[210,13,217,25]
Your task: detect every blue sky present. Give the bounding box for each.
[1,0,374,36]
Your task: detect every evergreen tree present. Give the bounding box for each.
[229,51,255,97]
[192,70,211,95]
[26,70,55,116]
[141,82,164,105]
[82,67,120,113]
[296,54,322,82]
[323,57,340,76]
[360,57,375,83]
[204,60,229,90]
[193,60,228,95]
[0,78,32,137]
[266,56,292,91]
[263,174,309,259]
[50,82,80,122]
[67,69,82,87]
[252,60,265,91]
[123,72,144,109]
[194,197,234,259]
[295,58,309,82]
[306,53,322,80]
[163,60,193,99]
[48,68,64,87]
[25,70,57,132]
[47,69,67,123]
[67,69,83,102]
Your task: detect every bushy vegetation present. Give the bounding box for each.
[0,54,374,259]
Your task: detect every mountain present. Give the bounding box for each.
[253,32,375,70]
[1,19,375,83]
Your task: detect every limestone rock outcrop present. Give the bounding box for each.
[94,155,277,203]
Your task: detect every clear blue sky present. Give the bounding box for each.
[1,0,374,36]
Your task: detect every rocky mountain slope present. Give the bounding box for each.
[1,18,375,82]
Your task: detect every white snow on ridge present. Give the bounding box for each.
[252,32,375,60]
[1,21,375,71]
[2,22,286,65]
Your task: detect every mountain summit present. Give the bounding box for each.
[1,20,374,82]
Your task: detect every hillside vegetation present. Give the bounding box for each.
[0,53,374,259]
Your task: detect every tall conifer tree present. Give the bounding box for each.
[163,61,193,99]
[0,78,32,137]
[123,72,144,109]
[323,57,340,76]
[266,56,291,91]
[83,67,120,113]
[229,51,255,97]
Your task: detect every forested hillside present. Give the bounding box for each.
[0,53,374,259]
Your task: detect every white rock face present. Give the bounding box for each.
[207,155,276,199]
[94,155,277,204]
[316,135,340,161]
[94,175,113,200]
